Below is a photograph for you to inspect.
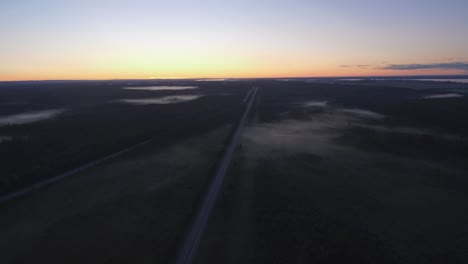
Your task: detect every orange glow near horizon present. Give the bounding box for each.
[1,68,465,82]
[1,55,466,82]
[1,1,467,82]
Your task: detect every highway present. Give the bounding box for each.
[175,87,258,264]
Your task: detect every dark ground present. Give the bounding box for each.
[0,80,249,196]
[196,80,468,264]
[0,80,247,263]
[1,79,468,263]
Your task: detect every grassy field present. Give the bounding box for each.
[2,80,468,263]
[0,123,234,263]
[196,80,468,264]
[0,80,247,263]
[0,80,248,195]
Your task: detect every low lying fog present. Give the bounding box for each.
[119,95,203,105]
[123,86,198,91]
[0,136,12,143]
[240,100,468,260]
[423,93,464,99]
[243,101,386,158]
[0,109,65,126]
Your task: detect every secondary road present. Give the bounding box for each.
[175,87,258,264]
[0,95,242,204]
[0,139,153,203]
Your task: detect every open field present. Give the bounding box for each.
[196,80,468,264]
[0,80,254,263]
[0,125,233,263]
[1,79,468,263]
[0,80,249,196]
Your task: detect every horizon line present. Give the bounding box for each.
[1,74,468,83]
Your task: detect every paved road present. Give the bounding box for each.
[176,87,258,264]
[0,138,153,203]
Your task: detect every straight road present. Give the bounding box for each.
[0,139,152,203]
[0,96,242,204]
[176,87,258,264]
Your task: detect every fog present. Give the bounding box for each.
[243,113,353,159]
[423,93,464,99]
[0,109,65,126]
[123,86,198,91]
[354,123,466,141]
[303,100,328,107]
[242,104,386,159]
[0,125,231,264]
[337,108,385,119]
[119,95,202,105]
[0,136,12,143]
[241,104,468,262]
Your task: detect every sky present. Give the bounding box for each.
[1,0,468,81]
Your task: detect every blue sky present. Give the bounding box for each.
[1,0,468,80]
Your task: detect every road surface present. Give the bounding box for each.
[176,87,258,264]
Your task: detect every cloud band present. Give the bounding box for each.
[381,62,468,71]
